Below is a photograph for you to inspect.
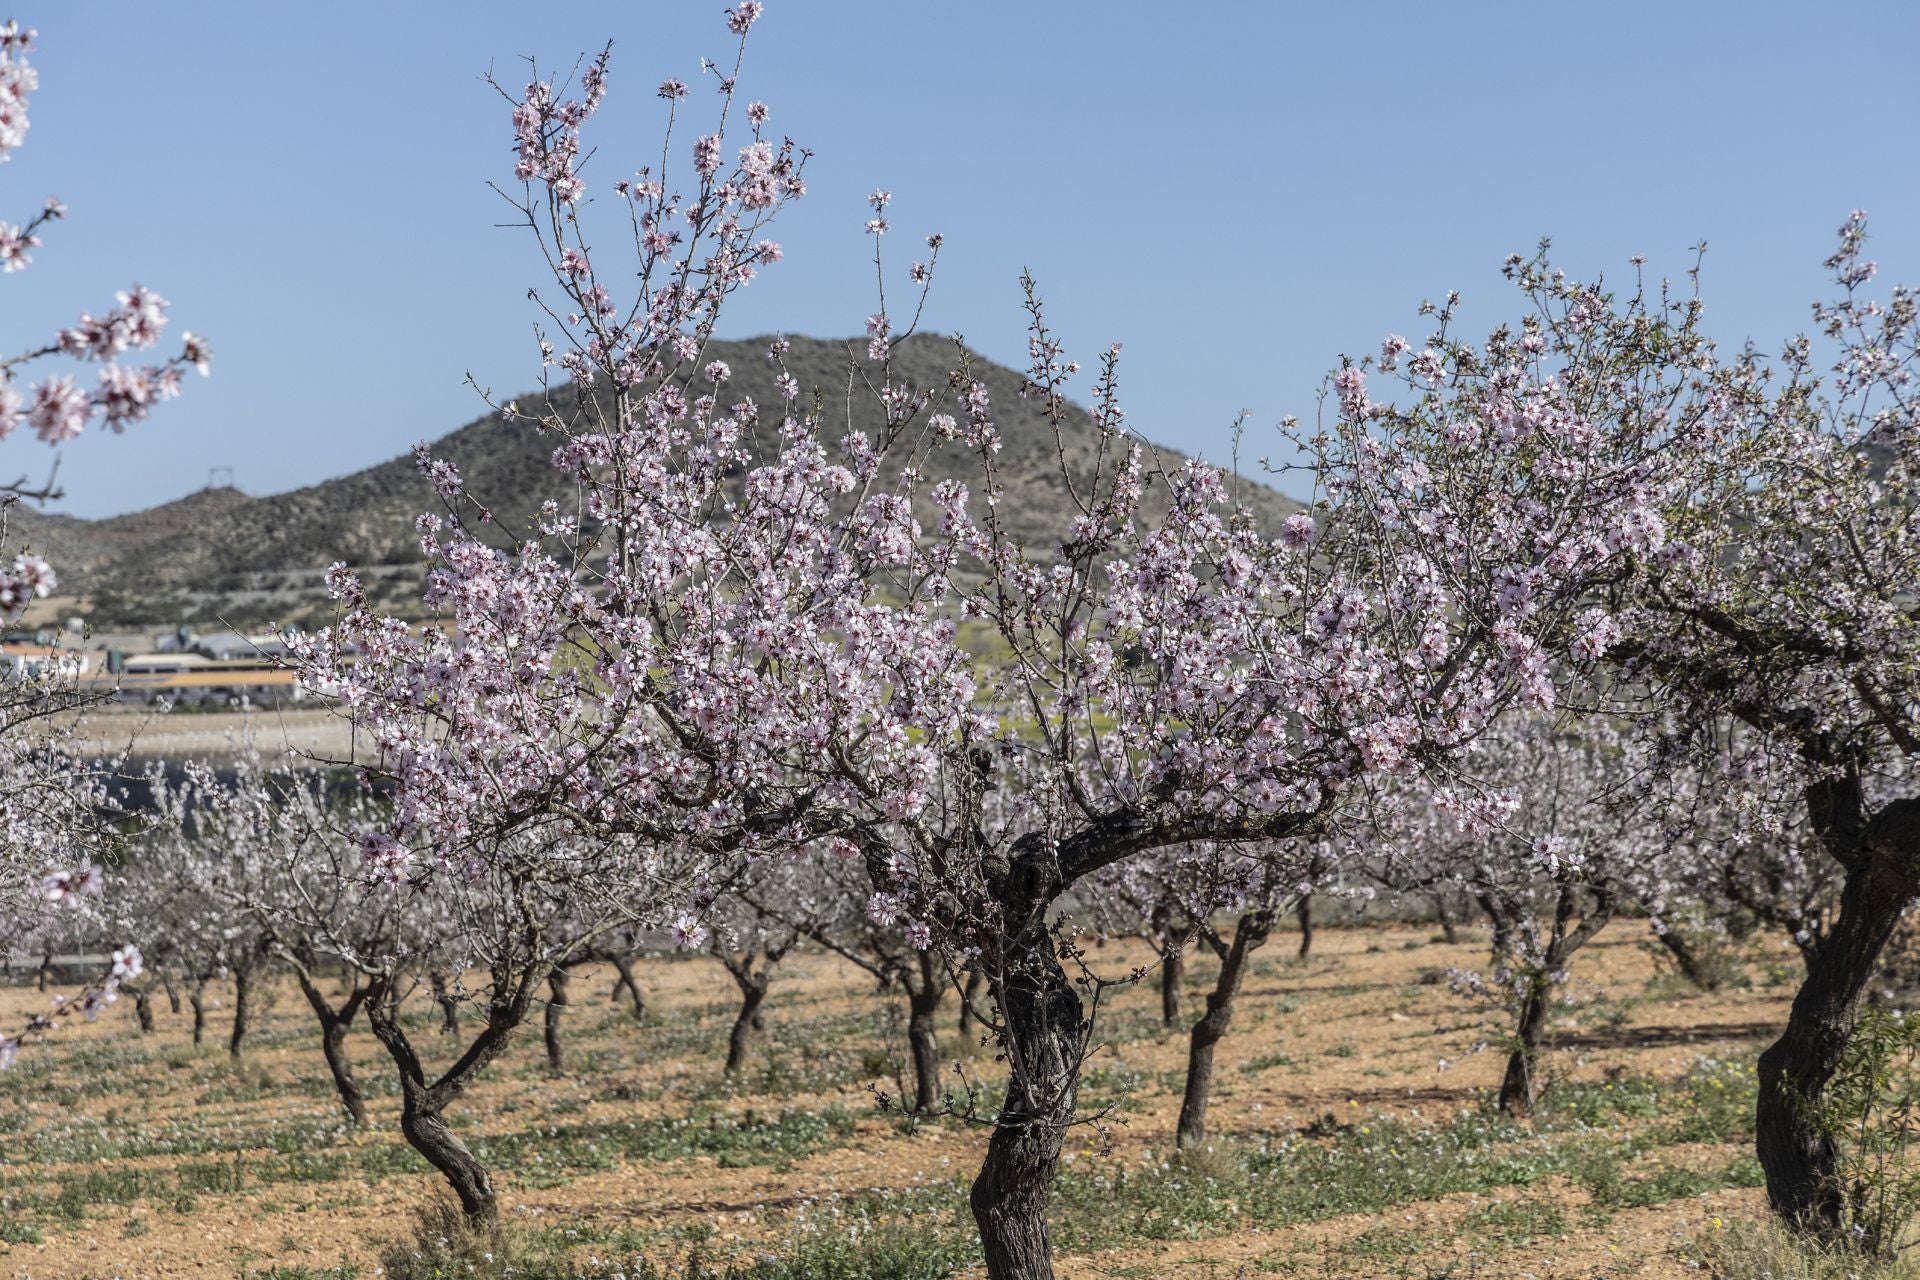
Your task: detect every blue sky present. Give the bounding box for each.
[5,1,1918,517]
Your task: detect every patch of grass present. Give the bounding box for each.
[381,1198,974,1280]
[1459,1197,1565,1244]
[1688,1215,1920,1279]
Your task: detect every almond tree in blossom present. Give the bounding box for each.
[290,10,1720,1275]
[1583,216,1920,1233]
[0,16,206,1059]
[1381,717,1671,1116]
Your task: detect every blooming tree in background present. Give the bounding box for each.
[1366,220,1920,1231]
[1376,716,1668,1116]
[1600,216,1920,1233]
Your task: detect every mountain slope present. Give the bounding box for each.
[27,335,1298,626]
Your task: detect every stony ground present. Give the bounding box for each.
[0,922,1802,1279]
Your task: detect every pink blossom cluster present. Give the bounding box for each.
[1,19,208,468]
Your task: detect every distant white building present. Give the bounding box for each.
[112,667,305,708]
[1,643,89,680]
[193,631,289,661]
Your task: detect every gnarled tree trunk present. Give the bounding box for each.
[1294,896,1314,959]
[1497,974,1553,1117]
[1756,791,1919,1234]
[1497,884,1612,1119]
[400,1093,496,1225]
[366,976,533,1230]
[1653,926,1718,991]
[970,838,1081,1280]
[1177,909,1275,1148]
[293,966,371,1126]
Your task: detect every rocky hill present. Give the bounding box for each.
[11,335,1297,627]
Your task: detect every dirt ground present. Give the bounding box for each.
[0,921,1799,1279]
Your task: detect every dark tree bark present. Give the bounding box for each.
[1497,975,1554,1117]
[1477,892,1515,965]
[189,978,209,1047]
[130,985,156,1034]
[229,963,258,1059]
[1433,893,1460,945]
[1497,884,1613,1118]
[969,836,1083,1280]
[401,1100,497,1225]
[725,977,768,1076]
[291,964,372,1126]
[162,972,182,1016]
[1755,781,1920,1234]
[366,974,538,1229]
[905,950,945,1114]
[543,967,571,1073]
[717,938,791,1077]
[1294,896,1314,959]
[36,952,51,992]
[1159,946,1184,1027]
[1176,909,1275,1148]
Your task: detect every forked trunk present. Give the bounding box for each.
[1757,849,1915,1233]
[609,955,645,1019]
[1176,909,1274,1149]
[293,968,370,1125]
[544,967,570,1073]
[366,978,529,1231]
[1495,885,1611,1119]
[400,1085,497,1227]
